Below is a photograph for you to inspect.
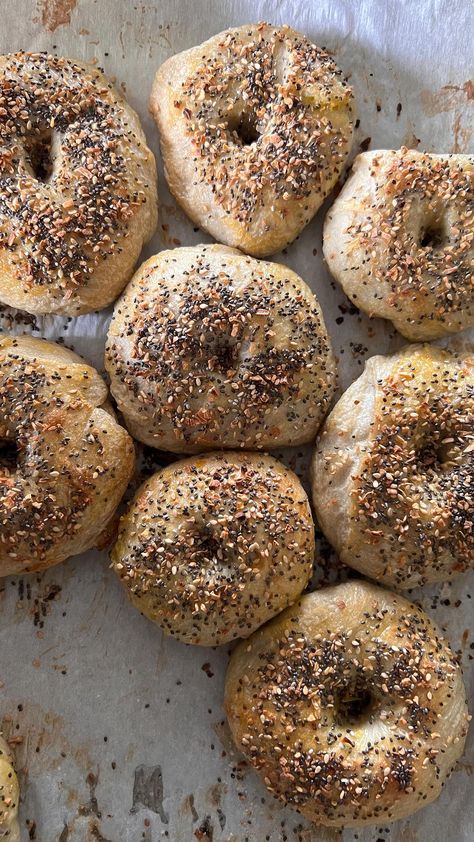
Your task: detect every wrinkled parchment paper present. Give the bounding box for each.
[0,1,472,840]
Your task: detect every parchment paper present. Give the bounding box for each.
[0,1,472,840]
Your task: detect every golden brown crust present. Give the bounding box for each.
[150,23,354,256]
[111,451,315,646]
[311,344,473,588]
[225,581,469,826]
[323,149,474,340]
[0,335,135,576]
[105,244,336,453]
[0,52,158,315]
[0,736,19,842]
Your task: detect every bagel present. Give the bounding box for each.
[0,335,135,576]
[111,451,314,646]
[311,343,473,589]
[105,244,336,453]
[0,52,158,315]
[225,580,469,826]
[0,736,19,842]
[150,23,354,257]
[323,149,474,340]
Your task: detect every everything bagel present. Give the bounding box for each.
[105,244,336,452]
[0,52,157,315]
[323,149,474,340]
[225,581,469,826]
[311,343,474,589]
[0,335,135,576]
[151,23,354,256]
[111,451,314,646]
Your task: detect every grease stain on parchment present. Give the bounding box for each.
[296,829,341,842]
[455,760,474,775]
[131,764,168,823]
[55,776,111,841]
[452,113,472,153]
[207,781,226,807]
[39,0,76,31]
[89,821,114,842]
[5,702,95,783]
[180,793,199,822]
[393,828,418,842]
[212,720,239,760]
[79,771,101,818]
[420,82,473,115]
[194,815,213,841]
[12,575,63,629]
[207,782,227,830]
[419,82,473,153]
[58,824,69,841]
[403,131,421,149]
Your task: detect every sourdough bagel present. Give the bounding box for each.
[0,52,157,315]
[311,343,473,588]
[0,335,135,576]
[225,581,469,826]
[150,23,354,256]
[323,149,474,340]
[111,451,314,645]
[105,244,336,453]
[0,736,19,842]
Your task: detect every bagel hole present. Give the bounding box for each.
[336,687,375,725]
[214,342,238,373]
[228,111,260,146]
[25,129,54,182]
[193,528,223,563]
[416,438,454,471]
[205,334,239,374]
[0,438,19,475]
[419,218,448,250]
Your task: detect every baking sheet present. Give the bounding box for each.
[0,0,473,840]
